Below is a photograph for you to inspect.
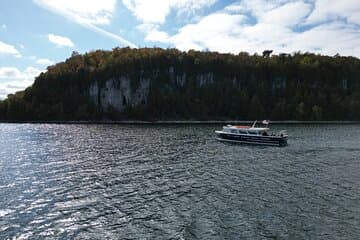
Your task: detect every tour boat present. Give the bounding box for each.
[215,120,288,146]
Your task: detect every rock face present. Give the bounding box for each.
[87,66,219,113]
[197,72,214,87]
[89,76,150,112]
[87,69,242,113]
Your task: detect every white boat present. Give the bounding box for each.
[215,120,288,146]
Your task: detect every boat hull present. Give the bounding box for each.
[216,132,287,146]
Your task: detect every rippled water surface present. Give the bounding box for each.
[0,124,359,239]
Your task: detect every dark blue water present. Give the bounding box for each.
[0,124,359,239]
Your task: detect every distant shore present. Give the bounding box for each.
[1,120,360,124]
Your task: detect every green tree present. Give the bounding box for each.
[312,105,323,120]
[296,102,306,120]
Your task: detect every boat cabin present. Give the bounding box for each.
[223,125,270,136]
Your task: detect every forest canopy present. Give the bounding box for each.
[0,47,359,121]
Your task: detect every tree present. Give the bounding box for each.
[296,102,306,120]
[262,50,273,58]
[71,51,80,57]
[312,105,323,120]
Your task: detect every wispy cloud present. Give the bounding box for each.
[33,0,137,47]
[306,0,360,25]
[81,22,137,48]
[122,0,217,24]
[0,66,42,99]
[48,34,75,48]
[0,67,41,81]
[260,1,312,27]
[36,58,54,66]
[137,24,170,43]
[124,0,218,45]
[1,24,6,30]
[0,41,22,58]
[27,0,360,57]
[143,0,360,57]
[34,0,116,25]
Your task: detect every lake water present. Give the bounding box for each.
[0,124,359,239]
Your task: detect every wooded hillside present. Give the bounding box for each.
[0,47,359,121]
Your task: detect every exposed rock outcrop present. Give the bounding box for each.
[89,76,149,112]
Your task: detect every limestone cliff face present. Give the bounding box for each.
[86,68,294,113]
[87,69,219,113]
[89,76,150,112]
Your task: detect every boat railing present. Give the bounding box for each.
[279,130,288,137]
[251,120,257,128]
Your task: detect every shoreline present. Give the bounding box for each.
[1,120,360,125]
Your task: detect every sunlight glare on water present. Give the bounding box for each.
[0,124,359,239]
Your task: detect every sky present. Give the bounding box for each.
[0,0,359,99]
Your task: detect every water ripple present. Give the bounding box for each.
[0,124,360,239]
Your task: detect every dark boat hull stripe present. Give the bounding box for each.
[216,133,287,146]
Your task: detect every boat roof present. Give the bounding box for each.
[248,127,269,131]
[233,125,250,129]
[226,125,269,131]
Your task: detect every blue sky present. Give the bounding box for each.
[0,0,359,98]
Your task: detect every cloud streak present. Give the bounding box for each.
[122,0,218,24]
[0,66,42,99]
[0,41,22,58]
[306,0,360,25]
[33,0,137,47]
[36,58,54,66]
[142,0,360,57]
[48,34,74,48]
[125,0,218,47]
[82,22,137,48]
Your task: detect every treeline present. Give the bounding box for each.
[0,47,359,121]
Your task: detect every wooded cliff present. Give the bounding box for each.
[0,47,359,121]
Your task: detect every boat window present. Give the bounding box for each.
[248,131,257,135]
[230,129,237,133]
[239,130,247,134]
[223,127,230,132]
